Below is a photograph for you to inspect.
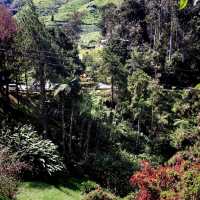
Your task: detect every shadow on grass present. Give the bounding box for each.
[57,178,83,190]
[25,182,53,189]
[23,177,86,196]
[54,177,88,196]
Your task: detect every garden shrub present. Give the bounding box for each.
[90,150,139,196]
[123,192,137,200]
[181,170,200,200]
[110,121,150,154]
[171,90,200,151]
[82,188,118,200]
[81,180,99,194]
[130,157,200,200]
[170,125,199,150]
[89,148,161,196]
[0,175,17,200]
[168,142,200,164]
[0,125,65,176]
[0,146,28,200]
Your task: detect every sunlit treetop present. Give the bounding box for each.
[0,4,17,41]
[179,0,199,9]
[179,0,188,9]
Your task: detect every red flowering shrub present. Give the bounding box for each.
[0,5,17,41]
[130,157,200,200]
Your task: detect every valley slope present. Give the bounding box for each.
[4,0,123,47]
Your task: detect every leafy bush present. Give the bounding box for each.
[0,146,28,200]
[89,147,162,196]
[81,180,99,194]
[130,157,200,200]
[123,192,137,200]
[90,150,139,196]
[169,142,200,164]
[0,125,65,176]
[0,175,17,200]
[181,170,200,200]
[171,90,200,151]
[127,70,178,155]
[110,121,150,154]
[170,126,199,149]
[82,188,118,200]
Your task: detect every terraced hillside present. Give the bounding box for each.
[2,0,122,46]
[32,0,123,46]
[31,0,122,22]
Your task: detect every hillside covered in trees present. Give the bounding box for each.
[3,0,123,47]
[0,0,200,200]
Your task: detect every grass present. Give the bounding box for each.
[80,32,101,46]
[94,0,123,7]
[79,47,103,61]
[51,0,122,23]
[53,0,90,22]
[16,178,85,200]
[33,0,55,8]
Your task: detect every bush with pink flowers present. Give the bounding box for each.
[0,146,28,200]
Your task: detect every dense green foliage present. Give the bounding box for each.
[0,0,200,199]
[0,125,65,176]
[83,188,117,200]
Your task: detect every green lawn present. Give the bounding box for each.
[16,178,84,200]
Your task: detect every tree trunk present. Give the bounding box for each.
[151,105,154,134]
[85,120,92,160]
[153,24,157,48]
[138,119,140,134]
[95,121,101,153]
[111,75,114,108]
[168,0,174,62]
[25,68,29,95]
[6,83,9,102]
[80,118,86,151]
[68,105,74,156]
[15,65,19,107]
[169,22,173,62]
[158,1,162,41]
[40,63,47,138]
[61,93,66,155]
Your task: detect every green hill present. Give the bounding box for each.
[4,0,123,46]
[31,0,123,46]
[33,0,122,22]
